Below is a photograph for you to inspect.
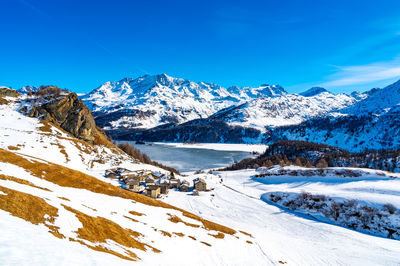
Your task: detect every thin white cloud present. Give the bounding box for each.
[319,59,400,87]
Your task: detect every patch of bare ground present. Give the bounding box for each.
[54,142,70,162]
[239,230,253,238]
[246,240,253,244]
[0,148,237,237]
[0,185,62,238]
[7,146,19,151]
[188,236,196,240]
[57,196,70,201]
[160,230,172,237]
[173,232,184,237]
[167,213,200,228]
[123,215,139,223]
[0,174,51,192]
[208,232,225,239]
[81,204,97,211]
[200,241,211,247]
[129,210,145,216]
[63,205,158,261]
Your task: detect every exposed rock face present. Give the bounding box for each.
[0,87,20,97]
[28,92,103,144]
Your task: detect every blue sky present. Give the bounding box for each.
[1,0,400,93]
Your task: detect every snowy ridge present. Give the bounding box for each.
[210,91,359,130]
[81,74,288,130]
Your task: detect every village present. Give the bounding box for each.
[105,168,215,198]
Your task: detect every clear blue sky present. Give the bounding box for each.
[1,0,400,93]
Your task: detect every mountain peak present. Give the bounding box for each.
[300,87,329,97]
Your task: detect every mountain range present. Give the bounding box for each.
[20,74,400,152]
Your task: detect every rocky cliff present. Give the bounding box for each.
[26,90,109,145]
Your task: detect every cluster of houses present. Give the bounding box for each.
[105,168,210,198]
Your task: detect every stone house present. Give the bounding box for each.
[168,178,180,189]
[146,185,161,198]
[178,180,190,192]
[126,179,143,193]
[159,184,169,195]
[194,178,207,191]
[145,176,156,185]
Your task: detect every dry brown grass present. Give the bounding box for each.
[7,146,19,151]
[246,240,253,244]
[239,230,253,238]
[123,215,139,223]
[208,232,225,239]
[0,174,51,192]
[0,185,62,238]
[64,205,154,261]
[160,230,172,237]
[0,148,237,236]
[188,236,196,241]
[173,232,184,237]
[129,210,145,216]
[200,241,211,247]
[167,214,200,228]
[57,196,70,201]
[55,142,70,162]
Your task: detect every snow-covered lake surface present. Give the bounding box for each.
[117,142,263,172]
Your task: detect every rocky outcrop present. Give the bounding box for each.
[0,87,20,97]
[28,92,107,144]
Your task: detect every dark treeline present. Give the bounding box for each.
[117,142,179,174]
[222,140,400,172]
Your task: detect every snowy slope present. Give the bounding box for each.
[0,94,260,265]
[210,92,359,130]
[81,74,287,130]
[342,79,400,115]
[163,167,400,265]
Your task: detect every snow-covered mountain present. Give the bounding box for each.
[268,80,400,151]
[299,87,329,97]
[209,91,359,130]
[81,74,286,130]
[81,74,365,133]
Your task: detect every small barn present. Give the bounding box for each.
[126,179,143,193]
[178,180,190,192]
[159,184,169,195]
[168,178,180,189]
[146,185,161,198]
[194,178,207,191]
[145,176,156,185]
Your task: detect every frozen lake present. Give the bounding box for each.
[117,142,264,173]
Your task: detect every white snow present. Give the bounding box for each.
[163,167,400,265]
